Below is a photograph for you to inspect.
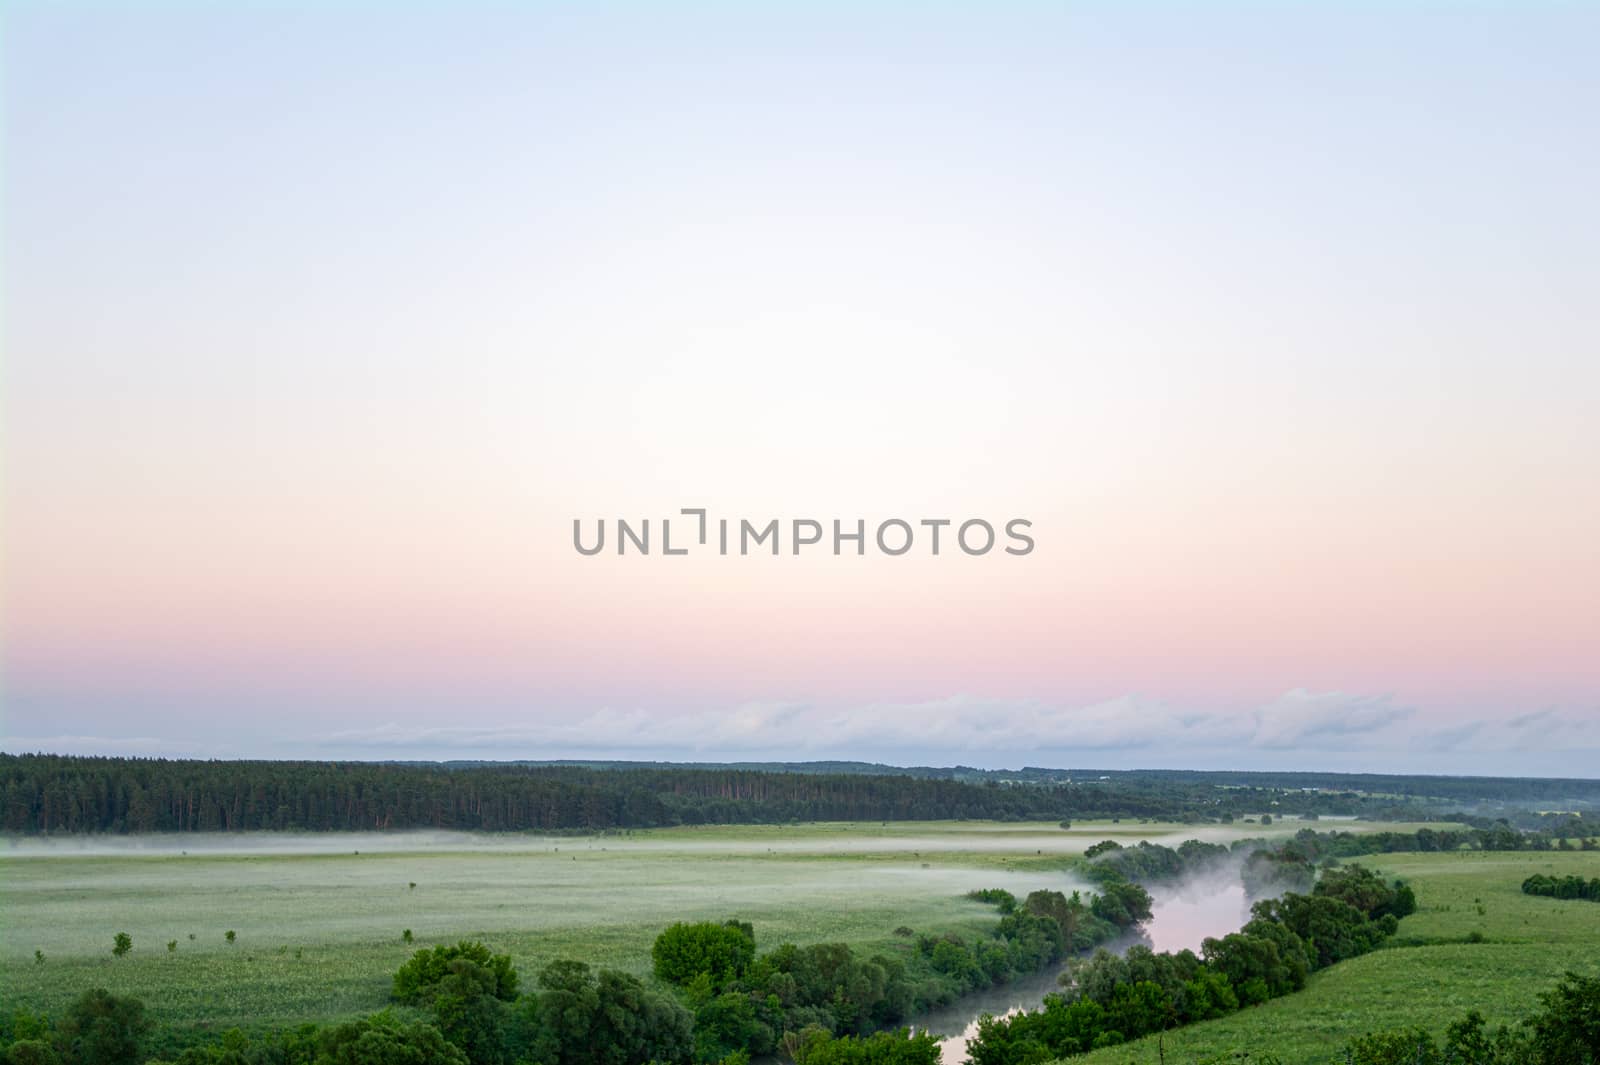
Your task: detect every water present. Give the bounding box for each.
[917,878,1252,1064]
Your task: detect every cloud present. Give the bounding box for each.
[1500,708,1600,751]
[839,694,1253,752]
[1407,707,1600,758]
[1249,689,1413,750]
[1415,720,1485,753]
[0,734,198,756]
[22,691,1587,773]
[311,693,1267,759]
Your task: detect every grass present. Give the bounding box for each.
[1071,850,1600,1065]
[0,818,1456,1036]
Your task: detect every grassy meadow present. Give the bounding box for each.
[0,818,1359,1030]
[1074,849,1600,1065]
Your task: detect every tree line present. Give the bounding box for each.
[0,755,1481,834]
[0,755,1136,833]
[1521,873,1600,903]
[1284,822,1600,858]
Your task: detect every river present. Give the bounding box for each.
[916,878,1252,1064]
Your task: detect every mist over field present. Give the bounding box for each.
[0,805,1376,859]
[0,823,1314,859]
[1,824,1131,968]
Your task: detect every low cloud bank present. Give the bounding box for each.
[5,690,1595,774]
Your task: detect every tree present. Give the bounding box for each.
[419,960,512,1065]
[786,1028,940,1065]
[1236,918,1310,992]
[394,942,518,1005]
[5,1042,62,1065]
[1179,968,1239,1022]
[1089,881,1152,929]
[1313,865,1399,916]
[112,933,132,958]
[1200,934,1293,1004]
[1250,894,1387,969]
[694,992,769,1062]
[651,921,756,989]
[314,1014,469,1065]
[523,960,693,1065]
[57,990,150,1065]
[1526,971,1600,1063]
[1023,891,1082,947]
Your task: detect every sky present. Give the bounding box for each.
[3,2,1597,776]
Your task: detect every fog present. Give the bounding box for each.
[921,862,1271,1065]
[0,820,1319,860]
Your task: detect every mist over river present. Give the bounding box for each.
[917,877,1254,1064]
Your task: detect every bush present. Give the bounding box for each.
[1343,1028,1443,1065]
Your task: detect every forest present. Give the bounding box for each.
[10,755,1593,835]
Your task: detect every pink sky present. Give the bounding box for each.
[3,3,1597,774]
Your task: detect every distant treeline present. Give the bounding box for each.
[446,761,1600,810]
[5,754,1597,835]
[0,755,1429,834]
[2,755,1069,833]
[1275,822,1600,859]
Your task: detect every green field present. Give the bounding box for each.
[0,818,1361,1030]
[1074,849,1600,1065]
